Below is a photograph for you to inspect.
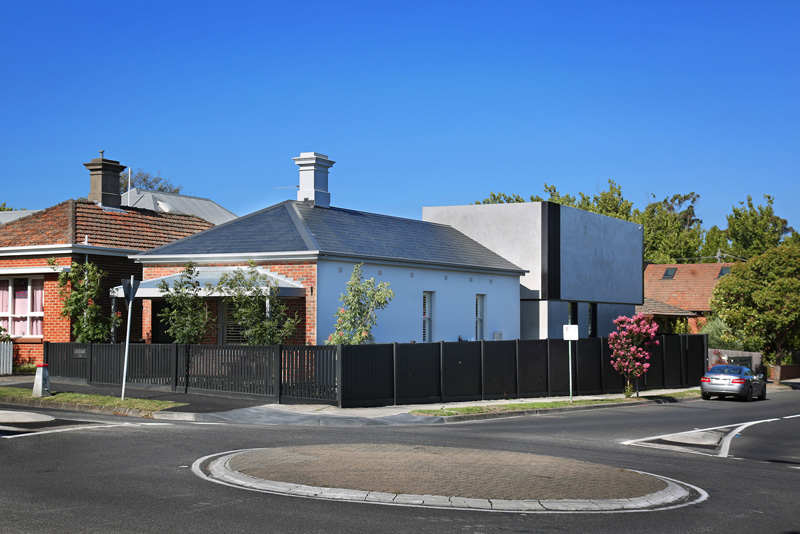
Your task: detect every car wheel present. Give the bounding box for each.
[742,386,753,402]
[758,385,767,401]
[701,392,711,400]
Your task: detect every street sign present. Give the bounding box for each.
[563,324,579,340]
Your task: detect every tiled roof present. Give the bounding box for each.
[0,199,213,251]
[636,297,695,317]
[139,201,524,273]
[643,263,735,312]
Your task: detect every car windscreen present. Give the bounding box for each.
[708,365,742,375]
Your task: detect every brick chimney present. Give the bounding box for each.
[293,152,335,208]
[83,151,126,207]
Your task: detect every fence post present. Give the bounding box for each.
[184,344,190,394]
[515,339,520,400]
[599,337,605,394]
[86,343,93,385]
[274,344,282,404]
[546,339,552,397]
[336,344,343,408]
[392,342,398,406]
[480,340,485,400]
[439,340,445,403]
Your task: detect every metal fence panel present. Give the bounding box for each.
[0,342,12,375]
[46,343,90,381]
[518,339,548,397]
[644,339,665,390]
[184,345,276,397]
[662,335,684,388]
[91,344,124,385]
[282,345,337,403]
[576,338,603,394]
[396,342,441,404]
[442,342,481,401]
[340,344,394,407]
[548,339,571,395]
[686,334,707,386]
[127,344,175,387]
[601,338,625,393]
[483,340,517,399]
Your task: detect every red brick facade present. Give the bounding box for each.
[0,200,214,366]
[141,261,317,345]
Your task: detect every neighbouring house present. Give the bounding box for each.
[642,262,734,333]
[635,296,696,334]
[124,152,526,346]
[422,202,644,339]
[121,188,237,226]
[0,153,215,365]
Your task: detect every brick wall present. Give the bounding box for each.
[142,261,317,345]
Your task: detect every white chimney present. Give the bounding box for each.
[293,152,335,208]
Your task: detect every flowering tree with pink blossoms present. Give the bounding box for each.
[608,313,660,397]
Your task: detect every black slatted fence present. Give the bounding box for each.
[44,334,708,408]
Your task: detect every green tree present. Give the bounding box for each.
[158,262,216,344]
[726,195,792,259]
[0,202,13,211]
[120,169,182,194]
[634,193,704,263]
[216,261,301,345]
[325,264,394,345]
[50,259,121,342]
[698,225,730,263]
[710,245,800,383]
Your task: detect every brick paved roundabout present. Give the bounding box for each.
[193,444,708,512]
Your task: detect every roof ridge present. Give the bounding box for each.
[287,202,320,251]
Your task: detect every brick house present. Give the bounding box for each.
[0,154,214,366]
[642,262,734,333]
[125,152,525,346]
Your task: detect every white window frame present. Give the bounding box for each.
[0,276,45,338]
[422,291,434,343]
[475,294,485,341]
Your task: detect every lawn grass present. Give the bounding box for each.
[0,386,186,412]
[409,390,701,417]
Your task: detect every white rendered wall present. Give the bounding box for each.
[316,260,520,344]
[423,203,542,299]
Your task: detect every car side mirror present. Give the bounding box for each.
[756,374,763,379]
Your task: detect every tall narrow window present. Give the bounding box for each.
[589,303,598,338]
[568,301,578,326]
[422,291,433,343]
[475,294,485,341]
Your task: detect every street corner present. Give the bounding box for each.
[191,444,708,513]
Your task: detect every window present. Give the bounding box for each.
[0,277,44,337]
[662,268,677,279]
[718,266,731,278]
[475,294,485,341]
[589,303,598,338]
[422,291,433,343]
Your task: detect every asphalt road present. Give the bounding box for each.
[1,390,798,533]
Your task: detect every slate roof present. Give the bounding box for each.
[644,263,735,312]
[137,201,524,273]
[635,297,695,317]
[122,188,237,225]
[0,199,213,250]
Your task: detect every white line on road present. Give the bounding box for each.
[717,419,779,457]
[622,418,780,447]
[1,422,170,439]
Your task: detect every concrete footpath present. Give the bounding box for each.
[5,375,797,512]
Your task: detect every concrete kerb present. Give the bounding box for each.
[193,449,707,513]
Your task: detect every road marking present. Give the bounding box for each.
[1,421,170,439]
[622,417,780,457]
[782,414,800,419]
[717,420,778,457]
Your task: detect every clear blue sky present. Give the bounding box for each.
[1,0,797,232]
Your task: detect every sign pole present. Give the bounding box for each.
[563,324,579,403]
[121,276,139,401]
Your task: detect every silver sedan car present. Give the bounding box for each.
[700,364,767,401]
